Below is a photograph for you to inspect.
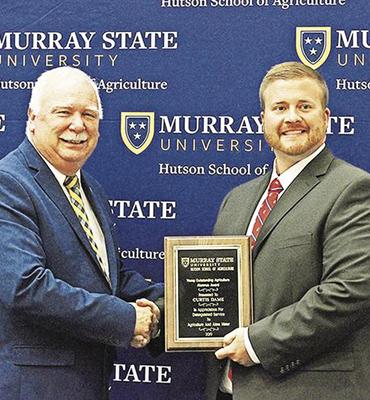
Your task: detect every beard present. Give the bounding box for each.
[264,123,326,157]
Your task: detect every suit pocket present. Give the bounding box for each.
[12,346,75,367]
[301,350,354,371]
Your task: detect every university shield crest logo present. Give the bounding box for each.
[120,112,155,155]
[296,27,331,69]
[181,257,190,268]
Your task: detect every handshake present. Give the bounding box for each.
[130,298,161,348]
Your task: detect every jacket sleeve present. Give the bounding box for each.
[116,263,164,303]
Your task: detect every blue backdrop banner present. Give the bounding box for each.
[0,1,368,399]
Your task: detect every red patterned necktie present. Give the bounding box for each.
[250,178,283,249]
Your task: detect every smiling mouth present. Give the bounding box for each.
[281,129,307,136]
[61,138,87,145]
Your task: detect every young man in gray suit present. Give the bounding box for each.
[208,62,370,400]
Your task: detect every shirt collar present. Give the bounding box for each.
[271,143,326,190]
[28,138,81,187]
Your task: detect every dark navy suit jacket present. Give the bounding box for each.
[0,139,164,400]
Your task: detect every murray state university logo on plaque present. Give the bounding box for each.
[296,27,331,69]
[121,112,155,154]
[180,257,190,268]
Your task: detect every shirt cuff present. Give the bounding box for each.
[152,328,161,339]
[244,327,260,364]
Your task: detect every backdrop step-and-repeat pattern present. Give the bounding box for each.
[0,1,369,399]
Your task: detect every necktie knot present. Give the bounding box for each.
[64,175,79,190]
[268,178,283,193]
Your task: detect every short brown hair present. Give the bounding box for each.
[259,61,329,109]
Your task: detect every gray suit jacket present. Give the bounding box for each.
[206,148,370,400]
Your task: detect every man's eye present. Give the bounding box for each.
[56,110,70,116]
[300,104,312,110]
[84,113,97,119]
[274,106,286,111]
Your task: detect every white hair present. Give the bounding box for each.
[26,66,103,137]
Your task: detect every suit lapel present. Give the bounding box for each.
[253,148,334,258]
[19,139,113,290]
[236,172,272,235]
[82,174,118,292]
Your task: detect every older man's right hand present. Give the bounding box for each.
[130,302,153,348]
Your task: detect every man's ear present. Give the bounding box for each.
[27,108,36,134]
[324,107,330,124]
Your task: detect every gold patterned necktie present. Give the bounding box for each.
[63,175,111,286]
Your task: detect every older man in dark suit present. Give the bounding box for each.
[208,62,370,400]
[0,67,163,400]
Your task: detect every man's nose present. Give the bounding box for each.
[284,107,302,123]
[69,113,85,132]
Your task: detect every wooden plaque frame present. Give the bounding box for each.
[165,236,252,351]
